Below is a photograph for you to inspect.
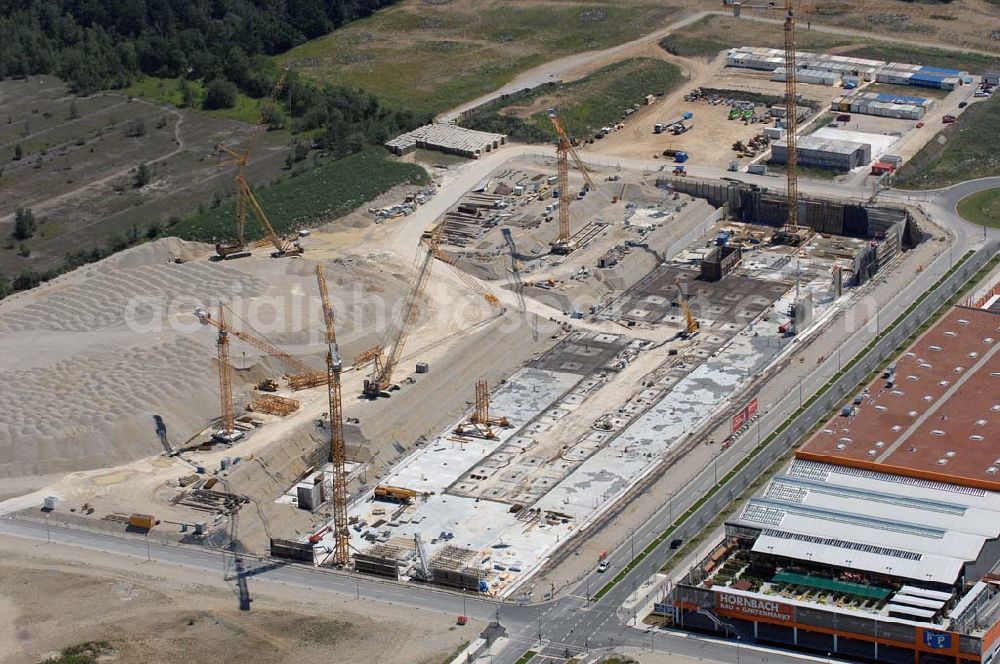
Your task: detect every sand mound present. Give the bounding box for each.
[0,336,218,478]
[98,237,207,271]
[0,261,267,333]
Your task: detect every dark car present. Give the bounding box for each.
[958,101,968,108]
[670,538,684,550]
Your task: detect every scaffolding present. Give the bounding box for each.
[247,394,300,416]
[429,545,483,591]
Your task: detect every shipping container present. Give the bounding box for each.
[129,513,156,529]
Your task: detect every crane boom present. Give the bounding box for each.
[364,244,435,397]
[429,226,503,309]
[236,175,303,257]
[215,70,293,258]
[196,305,315,376]
[547,110,594,188]
[316,265,350,566]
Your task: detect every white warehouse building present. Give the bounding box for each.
[772,135,872,171]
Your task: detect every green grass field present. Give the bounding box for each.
[120,77,266,124]
[277,1,679,115]
[460,58,684,143]
[893,94,1000,189]
[172,148,429,242]
[957,189,1000,229]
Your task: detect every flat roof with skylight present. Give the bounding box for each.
[797,305,1000,491]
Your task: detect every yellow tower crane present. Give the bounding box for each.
[777,2,810,247]
[547,108,594,255]
[316,265,351,566]
[675,277,700,339]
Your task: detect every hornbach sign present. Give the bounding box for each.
[717,591,795,622]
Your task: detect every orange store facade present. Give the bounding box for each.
[668,586,1000,664]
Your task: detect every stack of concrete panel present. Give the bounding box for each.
[386,123,507,158]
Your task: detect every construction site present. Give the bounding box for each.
[0,2,987,645]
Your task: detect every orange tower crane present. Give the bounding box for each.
[675,277,700,339]
[455,380,510,439]
[316,265,350,566]
[547,108,594,255]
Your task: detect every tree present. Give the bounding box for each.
[203,78,237,110]
[126,119,146,137]
[13,144,22,160]
[12,207,36,240]
[178,77,195,108]
[134,163,151,188]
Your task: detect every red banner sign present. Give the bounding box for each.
[716,591,794,622]
[731,398,759,433]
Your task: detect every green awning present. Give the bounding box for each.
[772,571,891,600]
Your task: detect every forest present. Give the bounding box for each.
[0,0,398,95]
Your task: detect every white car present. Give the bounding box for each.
[597,560,610,573]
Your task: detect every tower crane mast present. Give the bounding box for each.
[316,265,350,566]
[211,304,241,442]
[782,2,803,236]
[547,108,594,254]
